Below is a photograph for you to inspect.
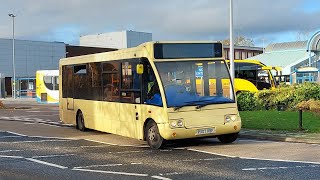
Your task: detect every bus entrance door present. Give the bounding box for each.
[119,103,141,139]
[66,66,74,110]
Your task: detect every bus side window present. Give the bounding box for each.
[102,62,120,102]
[120,60,141,104]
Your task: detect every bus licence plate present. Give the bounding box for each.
[196,128,215,135]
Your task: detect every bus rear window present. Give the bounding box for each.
[154,43,222,59]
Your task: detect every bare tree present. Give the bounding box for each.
[221,35,254,47]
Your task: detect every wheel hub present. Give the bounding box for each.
[148,126,156,141]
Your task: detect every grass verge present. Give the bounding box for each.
[239,111,320,133]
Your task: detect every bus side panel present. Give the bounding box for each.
[119,104,138,138]
[234,79,258,93]
[36,72,44,103]
[60,98,76,125]
[72,100,120,134]
[139,105,169,139]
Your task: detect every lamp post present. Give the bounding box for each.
[8,13,16,99]
[229,0,235,100]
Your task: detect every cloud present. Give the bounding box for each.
[1,0,320,44]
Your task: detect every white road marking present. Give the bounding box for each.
[72,168,149,177]
[38,123,61,128]
[176,158,225,162]
[131,162,142,165]
[0,155,24,159]
[242,165,320,171]
[6,131,26,136]
[32,154,75,159]
[151,175,172,180]
[0,139,72,144]
[159,172,185,176]
[187,148,237,158]
[0,149,23,153]
[74,162,143,169]
[25,158,68,169]
[74,164,123,169]
[239,156,320,165]
[24,123,36,125]
[188,148,320,165]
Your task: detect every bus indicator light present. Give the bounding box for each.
[172,132,177,137]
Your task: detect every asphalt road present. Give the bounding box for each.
[0,102,320,179]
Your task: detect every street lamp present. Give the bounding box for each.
[229,0,235,100]
[8,13,16,99]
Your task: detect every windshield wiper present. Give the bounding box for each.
[196,103,210,109]
[173,102,197,111]
[173,106,184,111]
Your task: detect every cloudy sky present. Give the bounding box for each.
[0,0,320,47]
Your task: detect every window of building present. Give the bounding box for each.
[241,51,247,59]
[235,51,240,59]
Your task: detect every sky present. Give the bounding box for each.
[1,0,320,47]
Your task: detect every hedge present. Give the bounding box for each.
[237,82,320,112]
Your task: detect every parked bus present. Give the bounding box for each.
[59,41,241,149]
[227,60,280,94]
[36,70,59,104]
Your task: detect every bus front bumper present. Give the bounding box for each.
[157,121,241,140]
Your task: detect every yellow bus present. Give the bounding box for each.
[59,41,241,149]
[36,70,59,104]
[227,60,279,94]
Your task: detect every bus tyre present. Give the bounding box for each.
[146,121,164,149]
[217,133,238,143]
[77,111,86,132]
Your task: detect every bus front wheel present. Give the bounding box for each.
[145,121,164,149]
[77,111,86,132]
[217,133,238,143]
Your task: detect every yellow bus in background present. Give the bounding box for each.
[59,41,241,149]
[36,70,59,104]
[227,60,280,94]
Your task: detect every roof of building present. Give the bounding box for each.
[265,41,307,52]
[247,50,311,68]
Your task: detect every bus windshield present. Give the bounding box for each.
[155,60,234,108]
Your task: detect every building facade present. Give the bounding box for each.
[223,46,263,60]
[246,31,320,84]
[80,30,152,49]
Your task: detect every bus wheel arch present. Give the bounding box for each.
[76,109,86,131]
[144,119,165,149]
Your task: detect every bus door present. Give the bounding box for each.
[118,61,143,138]
[66,66,74,110]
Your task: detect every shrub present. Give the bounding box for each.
[254,83,320,111]
[236,91,257,111]
[296,99,320,116]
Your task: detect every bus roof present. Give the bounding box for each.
[60,41,223,66]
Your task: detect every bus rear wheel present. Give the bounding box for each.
[217,133,238,143]
[77,111,86,132]
[145,121,164,149]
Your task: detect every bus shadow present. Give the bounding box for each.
[164,137,229,149]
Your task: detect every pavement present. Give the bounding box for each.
[1,97,320,145]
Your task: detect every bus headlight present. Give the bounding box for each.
[225,115,237,123]
[170,119,184,128]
